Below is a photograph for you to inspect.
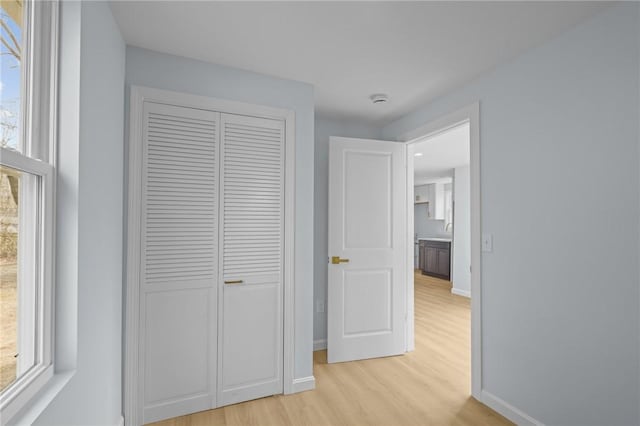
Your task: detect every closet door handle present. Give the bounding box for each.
[224,280,244,285]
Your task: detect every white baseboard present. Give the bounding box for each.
[480,390,544,426]
[313,338,327,351]
[116,415,124,426]
[291,376,316,393]
[451,288,471,298]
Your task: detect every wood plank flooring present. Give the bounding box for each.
[149,272,512,426]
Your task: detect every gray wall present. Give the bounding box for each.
[414,205,450,240]
[452,166,470,295]
[125,47,315,379]
[35,2,126,425]
[383,4,640,425]
[313,118,381,345]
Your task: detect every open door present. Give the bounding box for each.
[327,136,407,363]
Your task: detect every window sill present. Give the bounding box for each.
[6,370,75,426]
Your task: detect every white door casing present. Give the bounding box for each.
[396,102,481,399]
[327,137,407,363]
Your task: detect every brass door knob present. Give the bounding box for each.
[331,256,350,264]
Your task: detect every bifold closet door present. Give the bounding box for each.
[218,113,285,406]
[140,102,219,423]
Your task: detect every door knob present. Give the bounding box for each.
[331,256,350,264]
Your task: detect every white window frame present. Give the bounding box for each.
[0,149,54,422]
[0,0,58,422]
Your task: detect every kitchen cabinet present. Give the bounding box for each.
[414,184,430,204]
[414,183,451,220]
[419,239,451,280]
[432,183,445,219]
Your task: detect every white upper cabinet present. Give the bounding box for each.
[432,183,445,220]
[414,182,451,220]
[414,184,430,204]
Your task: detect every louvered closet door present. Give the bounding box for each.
[218,113,285,406]
[140,102,219,424]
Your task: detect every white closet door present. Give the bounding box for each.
[218,113,284,406]
[140,102,219,423]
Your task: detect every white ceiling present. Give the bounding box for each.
[110,1,609,125]
[413,122,469,185]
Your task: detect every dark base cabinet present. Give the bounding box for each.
[419,240,451,280]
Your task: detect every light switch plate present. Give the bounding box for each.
[482,234,493,252]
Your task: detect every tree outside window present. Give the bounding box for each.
[0,0,22,393]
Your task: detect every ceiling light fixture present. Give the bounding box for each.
[414,152,423,157]
[370,94,389,104]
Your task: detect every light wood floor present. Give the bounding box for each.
[149,272,512,426]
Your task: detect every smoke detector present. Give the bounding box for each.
[370,94,389,104]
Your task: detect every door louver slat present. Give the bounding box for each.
[222,116,284,278]
[143,105,218,285]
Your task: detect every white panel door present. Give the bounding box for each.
[328,137,407,363]
[140,102,219,423]
[218,113,284,406]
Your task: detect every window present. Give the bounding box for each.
[0,0,57,421]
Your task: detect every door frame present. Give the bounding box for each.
[398,102,481,399]
[124,86,297,425]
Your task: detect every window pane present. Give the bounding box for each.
[0,165,35,393]
[0,0,23,151]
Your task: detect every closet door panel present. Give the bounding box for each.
[140,102,219,423]
[218,113,284,406]
[221,283,281,404]
[143,289,210,422]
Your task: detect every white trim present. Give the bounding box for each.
[313,339,327,351]
[0,149,56,423]
[451,288,471,298]
[115,415,125,426]
[291,376,316,393]
[4,371,73,426]
[282,108,296,395]
[127,86,295,123]
[0,147,53,176]
[398,102,482,400]
[480,390,545,426]
[123,87,144,426]
[405,144,415,352]
[23,0,59,163]
[124,86,297,423]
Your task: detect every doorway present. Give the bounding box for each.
[401,103,481,398]
[411,123,470,293]
[325,102,481,398]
